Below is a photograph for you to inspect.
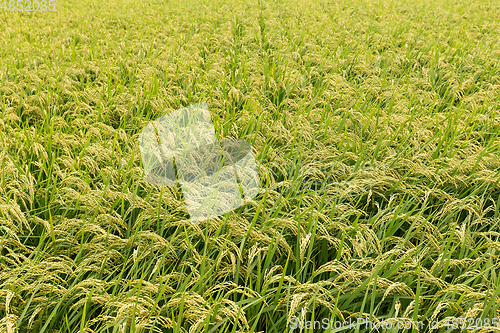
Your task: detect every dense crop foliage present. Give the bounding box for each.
[1,0,500,331]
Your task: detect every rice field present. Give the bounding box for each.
[1,0,500,331]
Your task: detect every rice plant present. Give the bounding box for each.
[1,0,500,331]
